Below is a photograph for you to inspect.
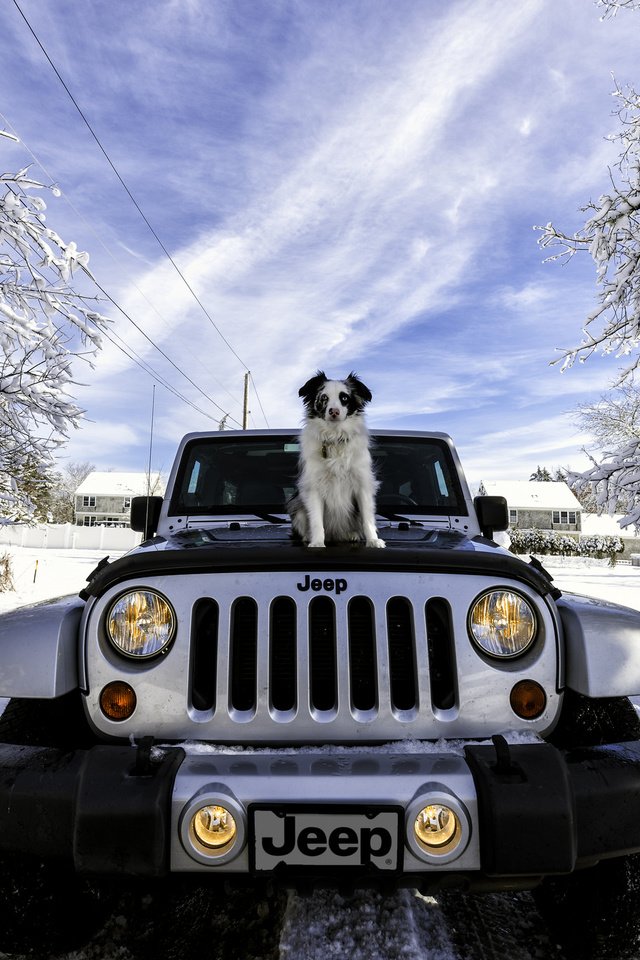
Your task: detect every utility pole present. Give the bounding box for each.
[242,371,250,429]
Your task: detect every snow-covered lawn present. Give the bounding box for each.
[532,554,640,611]
[0,546,123,613]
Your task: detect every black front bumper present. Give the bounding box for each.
[465,738,640,875]
[0,737,639,880]
[0,741,184,876]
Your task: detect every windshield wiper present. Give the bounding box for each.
[376,511,425,526]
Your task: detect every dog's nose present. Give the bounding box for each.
[328,407,341,420]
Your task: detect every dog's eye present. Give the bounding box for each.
[319,394,328,404]
[339,393,350,405]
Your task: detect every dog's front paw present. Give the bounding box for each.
[307,540,326,548]
[366,538,386,548]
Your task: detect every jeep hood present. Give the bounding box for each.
[80,523,558,600]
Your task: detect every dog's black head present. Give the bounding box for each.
[298,371,372,422]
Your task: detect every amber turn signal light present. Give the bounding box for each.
[510,679,546,720]
[100,680,137,721]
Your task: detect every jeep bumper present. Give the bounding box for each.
[1,739,640,886]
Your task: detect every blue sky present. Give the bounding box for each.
[2,0,639,486]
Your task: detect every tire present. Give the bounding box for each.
[0,690,98,749]
[0,692,115,956]
[547,690,640,750]
[534,692,640,959]
[0,856,119,956]
[533,855,640,960]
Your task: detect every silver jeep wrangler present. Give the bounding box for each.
[2,429,640,956]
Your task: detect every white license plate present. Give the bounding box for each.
[251,807,401,872]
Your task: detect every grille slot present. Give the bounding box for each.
[191,598,218,711]
[348,597,377,711]
[386,596,417,711]
[309,596,337,711]
[188,589,462,731]
[426,597,457,711]
[230,597,257,712]
[270,597,297,712]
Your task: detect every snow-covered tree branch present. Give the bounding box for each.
[597,0,640,18]
[537,81,640,531]
[537,83,640,384]
[0,157,110,521]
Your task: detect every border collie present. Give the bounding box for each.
[288,371,385,548]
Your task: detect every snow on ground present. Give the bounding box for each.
[0,546,120,613]
[534,554,640,611]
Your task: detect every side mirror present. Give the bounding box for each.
[130,496,163,540]
[474,496,509,540]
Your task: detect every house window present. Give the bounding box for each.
[509,509,518,526]
[82,495,96,507]
[553,510,577,525]
[123,497,131,509]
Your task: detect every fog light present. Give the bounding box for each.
[180,793,246,865]
[192,805,237,850]
[406,791,471,864]
[414,804,460,852]
[99,681,137,720]
[510,679,546,719]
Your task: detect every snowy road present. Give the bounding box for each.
[0,548,639,958]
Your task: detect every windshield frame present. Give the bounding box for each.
[167,431,469,520]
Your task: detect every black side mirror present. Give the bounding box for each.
[474,496,509,539]
[130,496,163,540]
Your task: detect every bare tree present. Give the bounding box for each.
[0,151,109,521]
[537,82,640,384]
[537,79,640,530]
[573,382,640,449]
[50,460,96,523]
[597,0,640,17]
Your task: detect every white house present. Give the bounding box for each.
[75,472,165,527]
[480,480,583,532]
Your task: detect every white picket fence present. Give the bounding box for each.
[0,523,142,552]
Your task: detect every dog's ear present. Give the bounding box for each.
[298,371,327,409]
[345,372,372,407]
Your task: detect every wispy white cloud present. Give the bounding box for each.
[3,0,640,477]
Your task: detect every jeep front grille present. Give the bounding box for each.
[190,592,457,725]
[87,570,559,742]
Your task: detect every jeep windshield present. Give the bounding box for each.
[170,434,467,518]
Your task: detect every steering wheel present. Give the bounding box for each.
[377,493,417,506]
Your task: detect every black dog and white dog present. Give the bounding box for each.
[288,371,385,549]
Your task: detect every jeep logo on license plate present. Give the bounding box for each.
[251,806,400,873]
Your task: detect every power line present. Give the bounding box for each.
[89,277,244,427]
[0,109,244,414]
[1,160,242,426]
[11,0,249,371]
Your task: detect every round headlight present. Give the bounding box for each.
[468,589,536,658]
[106,590,176,659]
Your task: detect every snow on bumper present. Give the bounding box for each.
[1,738,640,885]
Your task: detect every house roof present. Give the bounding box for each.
[481,480,582,511]
[75,472,165,497]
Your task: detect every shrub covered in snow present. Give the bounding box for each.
[509,528,624,565]
[0,552,14,593]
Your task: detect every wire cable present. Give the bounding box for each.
[1,159,242,426]
[11,0,249,371]
[0,109,244,412]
